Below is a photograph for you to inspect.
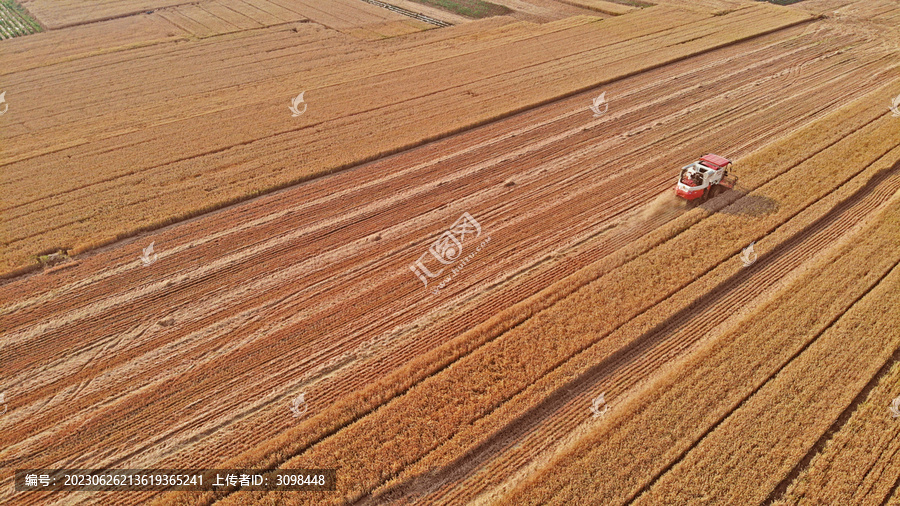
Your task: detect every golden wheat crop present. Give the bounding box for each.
[773,360,900,505]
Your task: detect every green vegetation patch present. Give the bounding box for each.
[0,0,42,39]
[408,0,513,18]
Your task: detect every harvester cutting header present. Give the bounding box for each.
[675,154,737,206]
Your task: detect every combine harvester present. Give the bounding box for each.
[674,154,737,207]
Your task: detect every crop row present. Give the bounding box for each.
[0,0,41,39]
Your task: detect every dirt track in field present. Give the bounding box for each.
[2,5,900,505]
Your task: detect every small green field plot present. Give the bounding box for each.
[0,0,42,39]
[409,0,512,18]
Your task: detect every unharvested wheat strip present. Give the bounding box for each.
[633,215,900,505]
[384,16,516,50]
[42,0,191,28]
[773,362,900,505]
[0,15,628,161]
[5,7,683,139]
[500,179,900,506]
[178,4,240,35]
[275,0,355,28]
[557,0,635,16]
[3,7,690,128]
[235,0,306,22]
[287,0,397,29]
[23,0,186,29]
[0,14,188,74]
[368,19,431,39]
[164,4,222,37]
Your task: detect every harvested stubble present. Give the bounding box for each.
[501,163,900,506]
[199,67,900,506]
[0,4,812,276]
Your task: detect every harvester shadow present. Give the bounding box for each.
[371,162,900,503]
[702,188,779,217]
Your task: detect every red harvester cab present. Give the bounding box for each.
[675,154,737,205]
